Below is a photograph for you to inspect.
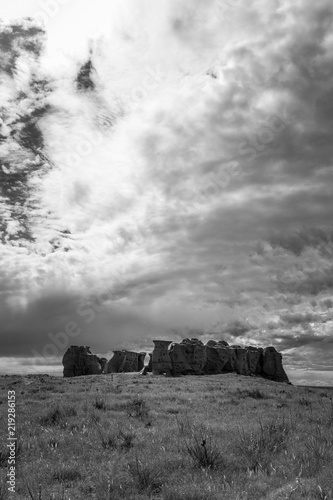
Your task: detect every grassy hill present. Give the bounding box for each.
[0,373,332,500]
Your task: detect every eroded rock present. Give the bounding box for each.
[151,338,289,383]
[105,351,126,374]
[62,340,289,383]
[152,340,173,375]
[262,346,289,383]
[105,350,146,373]
[62,346,102,377]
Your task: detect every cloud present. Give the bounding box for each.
[0,1,333,383]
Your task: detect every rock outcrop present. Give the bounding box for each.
[62,341,289,383]
[152,340,173,375]
[153,339,289,383]
[104,350,146,373]
[104,351,126,373]
[62,346,103,377]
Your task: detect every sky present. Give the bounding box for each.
[0,0,333,385]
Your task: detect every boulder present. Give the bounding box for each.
[62,346,102,377]
[152,340,173,375]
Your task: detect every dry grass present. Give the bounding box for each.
[0,373,332,499]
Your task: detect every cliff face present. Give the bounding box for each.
[152,339,290,383]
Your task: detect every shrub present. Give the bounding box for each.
[236,415,292,473]
[126,395,151,424]
[184,430,224,470]
[39,405,76,426]
[237,388,268,399]
[93,396,108,411]
[39,406,62,425]
[299,397,312,407]
[118,429,136,451]
[53,466,82,482]
[92,417,136,451]
[96,427,118,450]
[127,455,164,493]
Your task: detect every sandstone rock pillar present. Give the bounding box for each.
[152,340,172,375]
[62,346,102,377]
[105,351,126,373]
[121,351,139,372]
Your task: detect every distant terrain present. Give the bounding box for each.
[0,373,332,499]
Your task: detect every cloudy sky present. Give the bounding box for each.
[0,0,333,385]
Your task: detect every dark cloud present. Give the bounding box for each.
[0,291,163,357]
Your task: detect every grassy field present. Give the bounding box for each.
[0,373,332,500]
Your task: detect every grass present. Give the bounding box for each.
[127,455,164,493]
[236,414,293,473]
[0,373,332,499]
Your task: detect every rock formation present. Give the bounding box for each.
[152,340,173,375]
[104,350,146,373]
[63,348,146,377]
[104,351,126,373]
[153,339,289,383]
[62,346,103,377]
[62,341,289,383]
